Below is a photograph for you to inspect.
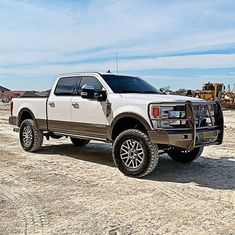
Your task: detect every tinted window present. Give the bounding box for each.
[79,76,103,91]
[101,75,160,94]
[55,77,81,96]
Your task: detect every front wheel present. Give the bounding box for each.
[19,119,43,152]
[112,129,159,178]
[167,147,204,163]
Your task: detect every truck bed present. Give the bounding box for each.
[12,97,48,124]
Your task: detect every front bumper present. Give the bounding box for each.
[148,101,224,151]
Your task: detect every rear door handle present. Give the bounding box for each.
[49,102,55,108]
[72,102,79,109]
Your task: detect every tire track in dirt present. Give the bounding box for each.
[0,189,29,235]
[156,184,189,202]
[0,171,49,235]
[0,186,49,235]
[159,183,234,230]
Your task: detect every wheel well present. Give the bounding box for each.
[19,111,34,126]
[111,117,147,140]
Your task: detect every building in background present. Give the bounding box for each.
[0,85,10,94]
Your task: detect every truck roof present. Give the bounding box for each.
[57,72,123,77]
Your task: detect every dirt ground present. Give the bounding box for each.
[0,109,234,235]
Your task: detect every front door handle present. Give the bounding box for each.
[49,102,55,108]
[72,102,79,109]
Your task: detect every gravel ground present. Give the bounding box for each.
[0,109,234,235]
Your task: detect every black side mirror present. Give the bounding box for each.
[81,84,107,101]
[160,88,166,94]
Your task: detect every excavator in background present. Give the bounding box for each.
[222,84,235,109]
[186,82,235,109]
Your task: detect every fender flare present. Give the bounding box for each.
[107,112,151,140]
[18,108,36,127]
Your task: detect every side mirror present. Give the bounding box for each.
[160,88,166,94]
[81,84,107,101]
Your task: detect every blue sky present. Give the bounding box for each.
[0,0,235,91]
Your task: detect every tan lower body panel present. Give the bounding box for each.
[46,120,108,139]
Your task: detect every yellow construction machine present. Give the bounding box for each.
[187,82,224,101]
[186,82,235,109]
[222,84,235,109]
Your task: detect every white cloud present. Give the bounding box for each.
[0,54,235,79]
[119,54,235,69]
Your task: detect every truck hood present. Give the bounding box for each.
[119,93,205,103]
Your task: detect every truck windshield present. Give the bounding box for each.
[101,74,161,94]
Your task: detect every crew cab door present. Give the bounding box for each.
[47,76,80,133]
[70,76,108,139]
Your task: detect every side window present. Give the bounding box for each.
[54,77,81,96]
[79,76,103,92]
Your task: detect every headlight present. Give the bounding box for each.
[149,105,173,119]
[149,104,186,128]
[168,110,185,118]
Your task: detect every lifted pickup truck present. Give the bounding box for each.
[9,72,224,177]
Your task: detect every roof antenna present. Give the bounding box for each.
[116,52,119,75]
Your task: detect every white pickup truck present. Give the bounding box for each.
[9,72,224,177]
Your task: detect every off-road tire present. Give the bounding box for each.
[19,119,43,152]
[112,129,159,178]
[167,147,204,163]
[70,138,90,147]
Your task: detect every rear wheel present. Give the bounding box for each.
[112,129,159,178]
[70,138,90,147]
[19,119,43,152]
[167,147,204,163]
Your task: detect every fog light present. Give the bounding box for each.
[182,135,188,139]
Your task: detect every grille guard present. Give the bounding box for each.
[148,100,224,151]
[185,100,224,150]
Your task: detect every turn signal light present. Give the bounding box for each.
[153,106,160,118]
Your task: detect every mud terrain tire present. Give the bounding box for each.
[20,119,43,152]
[167,147,204,163]
[112,129,159,178]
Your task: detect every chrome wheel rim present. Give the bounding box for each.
[22,126,33,148]
[120,139,145,169]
